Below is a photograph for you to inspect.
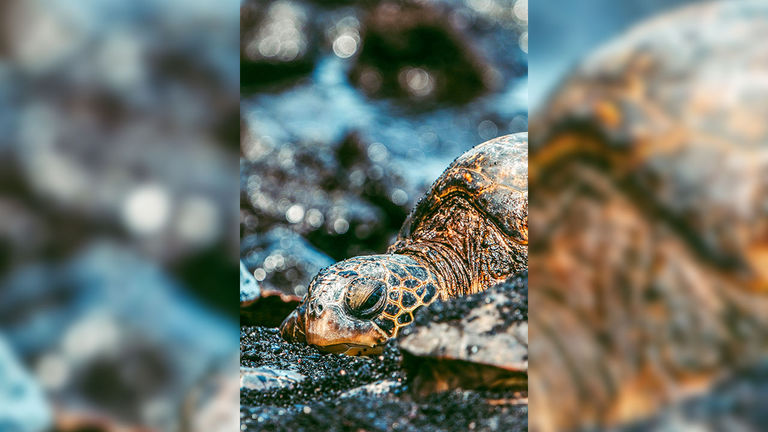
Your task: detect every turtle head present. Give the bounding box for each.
[279,254,440,355]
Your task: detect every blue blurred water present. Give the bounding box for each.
[244,54,528,190]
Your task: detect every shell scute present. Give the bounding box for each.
[397,134,528,245]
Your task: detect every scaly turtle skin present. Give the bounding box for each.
[280,133,528,355]
[528,2,768,431]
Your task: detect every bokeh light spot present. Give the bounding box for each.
[122,184,171,236]
[333,34,358,59]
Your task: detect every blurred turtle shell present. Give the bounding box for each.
[529,1,768,430]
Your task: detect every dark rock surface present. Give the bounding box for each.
[349,1,494,105]
[241,292,302,328]
[408,271,528,329]
[240,326,527,432]
[240,275,529,432]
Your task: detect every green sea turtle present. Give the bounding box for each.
[280,133,528,355]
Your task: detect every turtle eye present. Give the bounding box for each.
[344,279,387,319]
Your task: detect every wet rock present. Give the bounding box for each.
[241,132,412,265]
[399,272,528,395]
[241,227,333,298]
[338,378,402,399]
[239,226,331,327]
[241,0,318,91]
[240,366,306,391]
[240,260,261,303]
[0,336,52,432]
[350,1,494,105]
[240,326,526,431]
[240,326,401,406]
[240,224,318,327]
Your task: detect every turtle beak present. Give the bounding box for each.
[279,304,307,344]
[304,305,389,352]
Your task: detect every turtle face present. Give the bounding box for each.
[279,254,440,355]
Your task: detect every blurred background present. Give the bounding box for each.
[239,0,527,317]
[0,0,240,431]
[528,0,704,110]
[529,0,768,431]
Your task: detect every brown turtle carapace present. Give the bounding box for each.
[528,1,768,430]
[280,133,528,355]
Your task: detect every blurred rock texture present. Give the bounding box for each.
[0,0,240,431]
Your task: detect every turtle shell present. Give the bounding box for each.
[389,133,528,297]
[531,0,768,286]
[529,2,768,430]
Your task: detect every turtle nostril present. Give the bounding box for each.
[308,303,324,318]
